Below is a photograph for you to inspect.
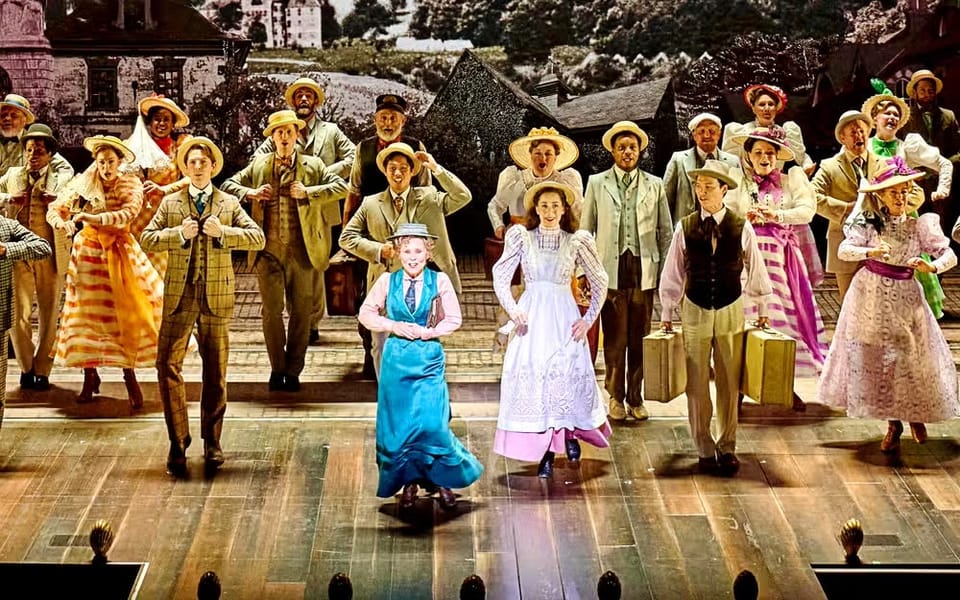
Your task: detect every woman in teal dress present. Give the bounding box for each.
[358,222,483,511]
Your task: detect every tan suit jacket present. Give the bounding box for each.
[0,165,73,274]
[140,187,265,318]
[221,152,348,270]
[339,168,471,294]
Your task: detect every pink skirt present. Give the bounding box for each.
[494,423,613,462]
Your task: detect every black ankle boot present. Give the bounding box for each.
[537,451,555,478]
[565,439,581,462]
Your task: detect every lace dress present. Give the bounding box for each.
[818,213,959,422]
[491,225,611,462]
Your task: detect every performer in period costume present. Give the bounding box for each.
[141,137,265,473]
[819,158,958,453]
[725,127,827,407]
[580,121,673,422]
[124,94,192,277]
[358,222,482,510]
[660,160,771,475]
[492,181,610,478]
[0,124,73,390]
[340,142,470,376]
[0,94,73,179]
[663,113,739,223]
[47,136,163,409]
[223,110,348,392]
[862,79,953,318]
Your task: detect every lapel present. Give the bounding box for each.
[838,152,858,186]
[407,188,425,222]
[176,189,192,222]
[602,169,621,210]
[683,149,699,175]
[377,190,401,234]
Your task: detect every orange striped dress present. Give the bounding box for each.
[48,172,163,369]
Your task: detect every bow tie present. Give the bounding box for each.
[871,138,899,158]
[0,136,18,145]
[276,155,294,169]
[752,171,781,187]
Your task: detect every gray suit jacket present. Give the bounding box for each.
[339,168,471,294]
[662,147,739,223]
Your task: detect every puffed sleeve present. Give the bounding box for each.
[917,212,957,273]
[721,121,746,156]
[903,133,953,197]
[776,166,816,224]
[838,221,879,263]
[572,230,607,325]
[782,121,813,168]
[492,224,525,318]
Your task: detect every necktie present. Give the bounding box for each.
[194,191,205,215]
[393,195,403,215]
[706,153,716,161]
[702,215,718,254]
[621,171,632,189]
[923,111,933,133]
[852,157,865,181]
[404,279,417,312]
[27,171,39,194]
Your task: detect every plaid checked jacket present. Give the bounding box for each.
[140,187,265,319]
[0,216,52,330]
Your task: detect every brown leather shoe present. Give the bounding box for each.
[437,487,457,511]
[880,420,903,453]
[166,435,191,474]
[399,483,418,509]
[204,440,225,468]
[717,452,740,476]
[909,422,928,444]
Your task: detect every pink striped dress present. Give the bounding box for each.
[47,172,163,369]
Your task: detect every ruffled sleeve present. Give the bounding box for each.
[903,133,953,197]
[492,224,525,318]
[777,166,816,224]
[782,121,813,168]
[917,212,957,273]
[571,230,607,325]
[838,221,878,263]
[721,121,748,156]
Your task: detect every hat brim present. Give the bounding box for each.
[602,124,649,152]
[859,172,924,193]
[387,229,438,240]
[861,94,911,132]
[522,181,577,212]
[508,133,579,171]
[0,102,35,125]
[688,168,738,190]
[83,137,136,163]
[176,138,224,177]
[284,81,326,108]
[834,112,871,144]
[729,133,795,162]
[377,146,422,176]
[139,98,190,128]
[263,118,307,137]
[906,74,943,99]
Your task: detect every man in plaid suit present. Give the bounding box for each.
[141,137,265,474]
[0,216,52,430]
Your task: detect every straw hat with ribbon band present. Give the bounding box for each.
[688,112,722,132]
[138,94,190,128]
[387,222,437,240]
[20,123,58,151]
[522,180,578,211]
[602,121,649,152]
[83,135,136,163]
[861,78,910,132]
[906,69,943,99]
[834,110,871,144]
[508,127,579,171]
[729,126,795,162]
[283,77,325,108]
[263,110,306,137]
[0,94,35,124]
[176,136,224,176]
[688,159,739,190]
[743,84,788,112]
[858,156,924,193]
[377,142,422,176]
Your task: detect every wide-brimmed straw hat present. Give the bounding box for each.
[522,181,578,211]
[387,222,437,240]
[861,92,910,132]
[743,84,787,113]
[176,135,224,176]
[138,94,189,128]
[601,121,648,152]
[0,94,35,124]
[508,127,578,171]
[688,159,738,190]
[834,110,871,144]
[284,77,326,108]
[20,123,58,150]
[687,113,722,132]
[83,135,136,163]
[906,69,943,99]
[377,142,422,176]
[858,156,924,193]
[729,126,795,162]
[263,109,306,137]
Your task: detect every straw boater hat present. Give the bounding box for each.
[508,127,579,171]
[906,69,944,99]
[0,94,35,124]
[729,126,795,162]
[860,80,910,131]
[262,109,306,137]
[858,156,924,193]
[283,77,325,108]
[601,121,649,152]
[743,84,788,112]
[176,135,224,176]
[83,135,135,163]
[834,110,871,144]
[522,180,578,211]
[387,222,436,240]
[20,123,58,151]
[688,159,738,190]
[687,113,722,132]
[376,142,422,176]
[138,94,189,128]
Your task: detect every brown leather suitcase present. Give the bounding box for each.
[324,250,364,316]
[642,328,687,402]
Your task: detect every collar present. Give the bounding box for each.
[695,146,716,161]
[404,269,425,282]
[276,151,297,165]
[28,165,49,178]
[890,213,908,224]
[613,165,637,183]
[389,187,411,202]
[303,114,318,135]
[188,183,214,198]
[700,206,726,223]
[527,167,557,181]
[843,150,867,163]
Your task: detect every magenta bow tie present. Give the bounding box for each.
[752,170,781,188]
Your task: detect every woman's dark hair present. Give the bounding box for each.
[146,105,175,123]
[524,185,577,232]
[749,88,781,108]
[528,139,560,154]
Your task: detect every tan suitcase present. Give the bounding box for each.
[740,326,796,407]
[643,328,686,403]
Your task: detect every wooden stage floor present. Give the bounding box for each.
[3,388,960,599]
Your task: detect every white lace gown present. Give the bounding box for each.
[491,225,610,462]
